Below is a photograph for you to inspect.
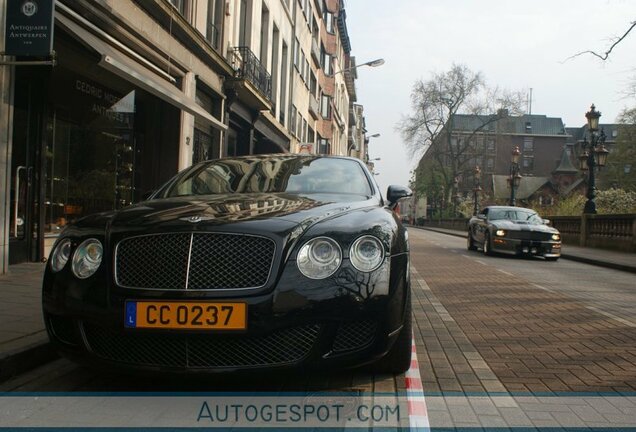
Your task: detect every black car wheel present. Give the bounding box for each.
[467,231,478,251]
[483,232,493,256]
[374,292,412,374]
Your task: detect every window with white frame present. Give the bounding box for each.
[320,94,331,118]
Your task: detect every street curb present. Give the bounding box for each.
[557,253,636,275]
[0,340,59,383]
[411,226,636,274]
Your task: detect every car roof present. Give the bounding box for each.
[485,206,537,211]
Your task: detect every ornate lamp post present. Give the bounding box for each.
[472,166,482,216]
[452,176,459,217]
[579,104,609,214]
[508,146,522,206]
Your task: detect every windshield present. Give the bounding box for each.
[157,156,373,198]
[488,208,543,224]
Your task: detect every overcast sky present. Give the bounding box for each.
[345,0,636,194]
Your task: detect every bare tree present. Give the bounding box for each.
[566,20,636,62]
[397,63,524,205]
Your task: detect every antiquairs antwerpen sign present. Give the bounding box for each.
[4,0,54,56]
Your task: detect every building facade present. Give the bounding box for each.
[0,0,366,272]
[416,112,592,215]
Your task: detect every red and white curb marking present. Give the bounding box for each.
[406,332,430,431]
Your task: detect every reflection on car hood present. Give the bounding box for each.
[491,220,558,233]
[110,193,376,228]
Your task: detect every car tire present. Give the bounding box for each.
[483,232,493,256]
[545,257,559,262]
[467,232,478,251]
[374,291,412,374]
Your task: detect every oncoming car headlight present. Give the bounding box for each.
[495,229,506,237]
[350,235,385,272]
[72,239,103,279]
[50,238,72,272]
[297,237,342,279]
[551,233,561,241]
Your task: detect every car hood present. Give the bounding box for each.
[491,220,558,233]
[107,192,378,230]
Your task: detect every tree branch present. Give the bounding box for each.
[564,20,636,62]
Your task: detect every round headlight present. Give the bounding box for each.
[495,229,506,237]
[72,238,103,279]
[297,237,342,279]
[350,235,385,272]
[551,233,561,241]
[50,238,72,272]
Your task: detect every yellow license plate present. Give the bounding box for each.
[125,301,246,330]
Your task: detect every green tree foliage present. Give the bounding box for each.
[601,107,636,190]
[540,189,636,216]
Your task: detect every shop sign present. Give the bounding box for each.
[4,0,55,56]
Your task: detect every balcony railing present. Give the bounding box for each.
[229,46,272,101]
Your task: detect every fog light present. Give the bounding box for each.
[522,247,529,253]
[531,247,538,254]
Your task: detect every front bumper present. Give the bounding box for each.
[42,255,409,373]
[490,237,561,258]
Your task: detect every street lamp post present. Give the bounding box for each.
[364,133,381,166]
[452,176,459,217]
[335,58,385,75]
[508,146,522,206]
[579,104,609,214]
[473,166,481,216]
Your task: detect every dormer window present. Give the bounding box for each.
[525,122,532,132]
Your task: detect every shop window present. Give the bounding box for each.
[40,53,180,238]
[193,128,213,163]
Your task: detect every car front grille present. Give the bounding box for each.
[115,233,276,290]
[332,320,377,353]
[505,231,552,241]
[82,323,320,369]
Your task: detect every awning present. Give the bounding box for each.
[55,12,227,131]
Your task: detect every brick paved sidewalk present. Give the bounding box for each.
[409,229,636,394]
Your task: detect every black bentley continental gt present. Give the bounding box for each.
[43,155,413,374]
[467,206,561,260]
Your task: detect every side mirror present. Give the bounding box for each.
[477,214,486,220]
[386,185,412,209]
[543,219,551,226]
